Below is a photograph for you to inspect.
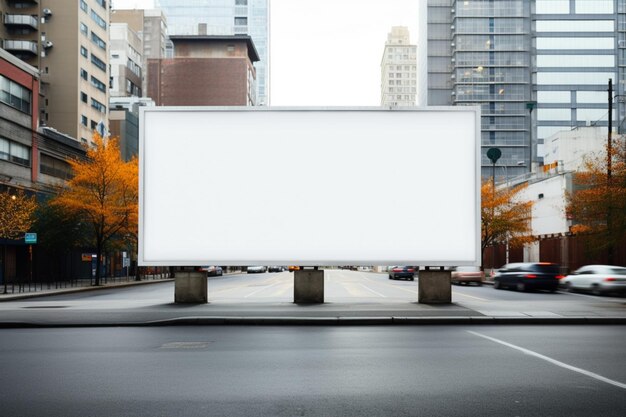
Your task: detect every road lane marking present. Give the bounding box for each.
[467,331,626,390]
[244,282,283,298]
[358,283,387,298]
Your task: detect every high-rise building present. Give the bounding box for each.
[0,0,110,144]
[426,0,624,179]
[110,23,143,98]
[156,0,269,105]
[380,26,417,107]
[111,9,169,98]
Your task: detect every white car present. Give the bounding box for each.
[562,265,626,295]
[247,266,267,274]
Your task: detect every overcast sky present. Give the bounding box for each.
[112,0,420,106]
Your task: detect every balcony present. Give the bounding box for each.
[4,14,38,31]
[2,39,38,56]
[7,0,38,7]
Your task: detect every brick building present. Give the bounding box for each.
[147,35,259,106]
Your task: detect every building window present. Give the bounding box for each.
[91,98,106,114]
[80,92,88,103]
[91,32,106,50]
[80,0,88,13]
[235,0,248,5]
[0,137,30,167]
[95,0,107,9]
[80,46,88,58]
[40,154,72,179]
[81,115,88,126]
[91,54,107,72]
[90,9,107,30]
[90,75,106,92]
[0,75,31,114]
[91,120,98,130]
[80,22,88,36]
[234,17,247,26]
[80,68,88,81]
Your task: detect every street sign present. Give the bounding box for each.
[82,254,93,262]
[24,233,37,244]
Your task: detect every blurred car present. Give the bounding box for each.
[288,266,300,272]
[247,266,267,274]
[388,266,415,281]
[451,266,484,286]
[562,265,626,295]
[268,266,284,273]
[493,262,563,292]
[199,266,223,276]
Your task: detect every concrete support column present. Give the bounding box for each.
[174,269,207,304]
[294,269,324,303]
[418,269,451,304]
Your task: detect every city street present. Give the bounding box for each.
[0,270,624,325]
[0,325,624,416]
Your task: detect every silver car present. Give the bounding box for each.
[562,265,626,295]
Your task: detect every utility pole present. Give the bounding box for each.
[607,79,614,264]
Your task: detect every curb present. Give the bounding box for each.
[1,315,626,328]
[0,279,174,302]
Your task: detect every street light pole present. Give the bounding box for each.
[526,101,537,173]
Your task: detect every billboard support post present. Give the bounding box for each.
[294,268,324,303]
[418,268,452,304]
[174,267,207,304]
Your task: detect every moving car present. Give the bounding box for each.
[562,265,626,295]
[247,266,267,274]
[199,266,223,276]
[493,262,563,292]
[388,266,415,281]
[268,266,284,273]
[451,266,484,286]
[288,266,300,272]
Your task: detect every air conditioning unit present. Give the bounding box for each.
[43,8,52,16]
[43,40,53,49]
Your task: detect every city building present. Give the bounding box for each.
[1,0,110,144]
[111,9,169,97]
[109,97,155,161]
[426,0,624,179]
[147,35,259,106]
[542,126,607,172]
[156,0,269,105]
[110,23,143,99]
[380,26,417,107]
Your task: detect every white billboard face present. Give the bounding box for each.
[139,108,480,266]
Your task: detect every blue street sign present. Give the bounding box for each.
[24,233,37,244]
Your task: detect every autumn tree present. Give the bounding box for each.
[481,180,534,268]
[567,138,626,264]
[52,133,138,286]
[0,189,37,240]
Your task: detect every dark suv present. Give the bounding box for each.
[493,262,563,292]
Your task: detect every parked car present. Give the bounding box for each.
[199,266,223,276]
[247,266,267,274]
[288,266,300,272]
[268,266,284,273]
[451,266,484,286]
[562,265,626,296]
[493,262,563,292]
[388,266,415,281]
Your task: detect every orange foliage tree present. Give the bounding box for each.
[0,190,37,240]
[481,180,534,268]
[52,133,138,285]
[567,138,626,264]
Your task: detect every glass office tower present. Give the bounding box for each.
[157,0,269,105]
[427,0,623,179]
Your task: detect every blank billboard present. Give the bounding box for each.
[139,107,479,266]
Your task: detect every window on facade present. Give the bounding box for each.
[0,75,31,114]
[91,32,106,50]
[90,76,106,92]
[81,115,88,126]
[80,46,88,58]
[95,0,107,9]
[40,154,72,179]
[80,0,88,13]
[234,17,247,26]
[0,137,30,166]
[235,0,248,5]
[91,54,106,72]
[80,22,88,36]
[91,98,106,113]
[90,10,106,29]
[81,92,88,103]
[80,68,88,80]
[91,120,98,130]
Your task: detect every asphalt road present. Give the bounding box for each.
[0,325,624,417]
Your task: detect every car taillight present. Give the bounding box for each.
[525,274,537,278]
[605,277,616,282]
[393,268,402,272]
[556,275,564,280]
[407,268,414,273]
